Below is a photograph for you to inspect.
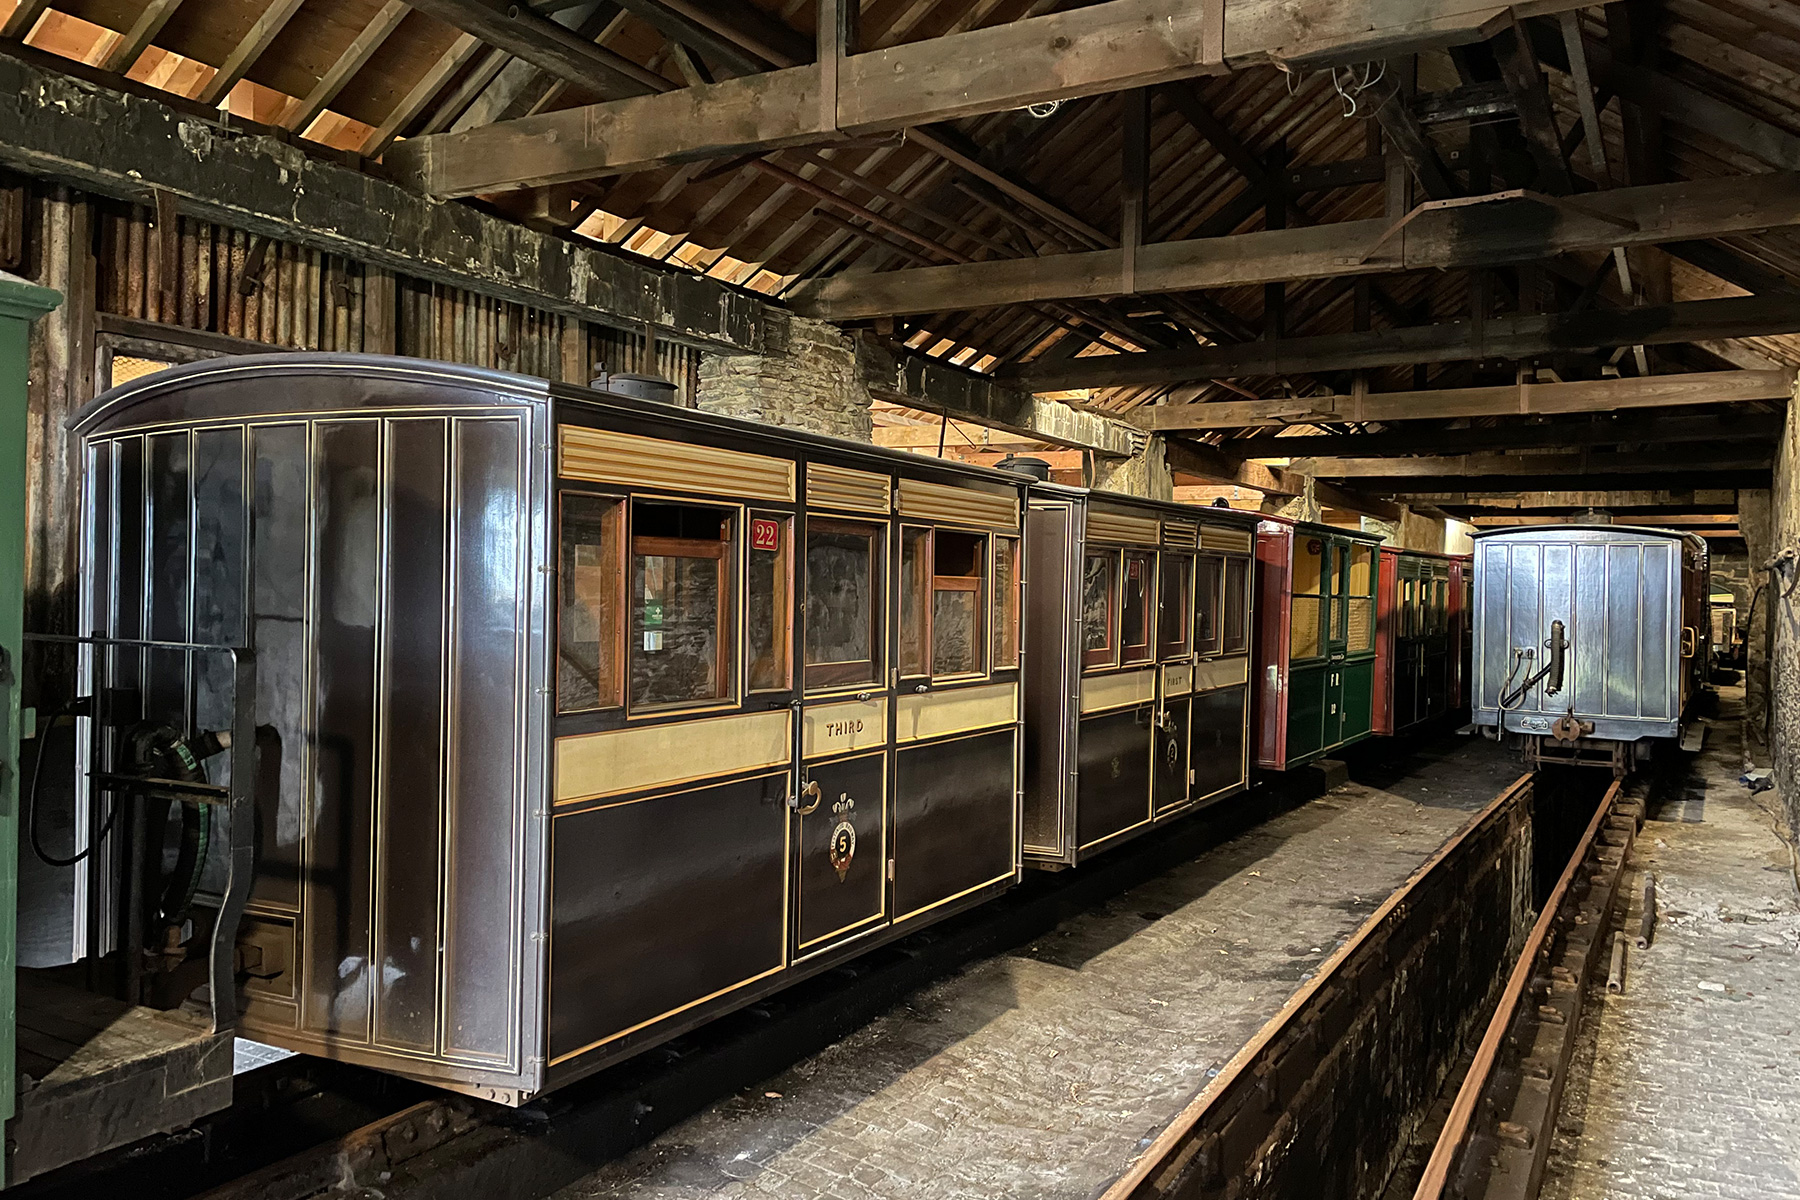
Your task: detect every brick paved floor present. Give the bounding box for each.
[554,735,1521,1200]
[1546,688,1800,1200]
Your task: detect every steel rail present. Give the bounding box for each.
[1102,772,1537,1200]
[1413,779,1634,1200]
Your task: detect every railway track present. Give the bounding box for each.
[1105,771,1635,1200]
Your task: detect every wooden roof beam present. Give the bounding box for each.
[386,0,1615,194]
[1221,411,1785,458]
[1294,446,1773,478]
[788,172,1800,320]
[1010,294,1800,389]
[1144,369,1795,430]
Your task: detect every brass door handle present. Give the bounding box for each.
[792,779,822,815]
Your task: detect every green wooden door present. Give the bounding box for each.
[0,273,61,1188]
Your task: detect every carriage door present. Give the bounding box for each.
[1324,539,1350,745]
[793,513,892,960]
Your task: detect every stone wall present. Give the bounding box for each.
[1090,437,1173,501]
[1765,386,1800,827]
[696,311,872,441]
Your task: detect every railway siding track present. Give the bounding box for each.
[1415,780,1640,1200]
[1104,774,1538,1200]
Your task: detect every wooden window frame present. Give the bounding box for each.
[1120,549,1156,666]
[746,509,795,694]
[804,515,886,692]
[555,487,627,715]
[1222,554,1250,656]
[1195,552,1225,659]
[1080,549,1119,671]
[1158,551,1193,661]
[992,535,1022,672]
[626,498,739,716]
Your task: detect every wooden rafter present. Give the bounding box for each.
[284,0,411,133]
[194,0,309,107]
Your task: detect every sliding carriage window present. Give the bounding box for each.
[1121,550,1155,666]
[992,536,1021,670]
[1344,544,1376,653]
[932,530,988,677]
[1222,555,1250,655]
[631,501,736,711]
[1081,551,1117,669]
[1159,553,1192,660]
[747,512,793,692]
[806,517,884,689]
[1290,536,1325,661]
[557,492,625,713]
[900,526,990,679]
[1196,553,1224,658]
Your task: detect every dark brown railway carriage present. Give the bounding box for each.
[1021,487,1258,868]
[70,353,1028,1104]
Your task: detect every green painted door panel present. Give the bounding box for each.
[1338,659,1376,745]
[0,275,63,1187]
[1286,661,1327,764]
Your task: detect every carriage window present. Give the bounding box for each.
[631,502,734,710]
[1121,551,1154,665]
[1159,553,1192,659]
[747,512,792,692]
[806,518,883,688]
[1081,552,1116,669]
[558,493,624,712]
[993,537,1020,670]
[933,530,987,677]
[900,526,931,678]
[1223,555,1249,654]
[1290,536,1325,662]
[1345,544,1376,652]
[1196,554,1223,657]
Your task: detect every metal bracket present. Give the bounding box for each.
[1350,188,1639,266]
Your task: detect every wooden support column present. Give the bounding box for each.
[1121,88,1149,296]
[1263,140,1286,340]
[24,189,95,686]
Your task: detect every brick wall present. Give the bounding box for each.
[696,311,872,441]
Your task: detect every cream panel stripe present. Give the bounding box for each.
[807,462,892,514]
[1194,656,1250,691]
[1080,668,1156,714]
[804,697,889,758]
[896,682,1017,743]
[555,710,791,804]
[897,477,1019,530]
[1088,509,1160,545]
[1162,662,1193,697]
[1201,526,1253,554]
[560,425,796,503]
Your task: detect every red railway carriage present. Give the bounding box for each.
[1373,548,1472,736]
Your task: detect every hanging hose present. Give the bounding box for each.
[1499,620,1567,710]
[27,701,119,868]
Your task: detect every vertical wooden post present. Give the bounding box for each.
[1120,88,1149,297]
[1263,139,1287,341]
